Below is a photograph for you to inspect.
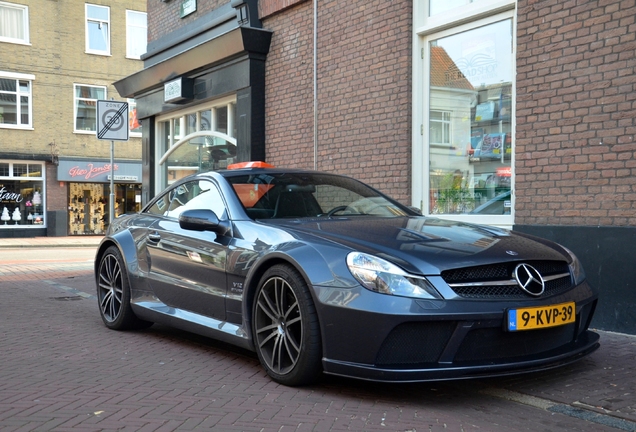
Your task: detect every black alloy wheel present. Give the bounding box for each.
[97,245,151,330]
[253,264,322,386]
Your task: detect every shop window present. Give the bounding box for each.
[68,182,141,235]
[0,2,29,44]
[156,98,237,189]
[126,10,146,59]
[74,84,106,133]
[427,19,512,216]
[86,4,110,55]
[413,0,515,227]
[0,73,32,128]
[0,161,44,227]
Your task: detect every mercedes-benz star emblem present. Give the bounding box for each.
[514,264,545,296]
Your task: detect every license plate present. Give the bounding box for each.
[507,302,575,331]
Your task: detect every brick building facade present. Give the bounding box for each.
[1,0,146,237]
[115,0,635,333]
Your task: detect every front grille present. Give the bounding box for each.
[441,261,573,299]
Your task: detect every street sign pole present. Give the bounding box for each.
[110,140,114,225]
[96,99,129,226]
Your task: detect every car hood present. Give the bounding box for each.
[267,217,568,275]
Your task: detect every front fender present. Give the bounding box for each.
[240,241,357,347]
[94,228,143,287]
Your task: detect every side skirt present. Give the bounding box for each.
[131,300,255,351]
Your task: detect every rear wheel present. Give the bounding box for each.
[253,264,322,386]
[96,246,152,330]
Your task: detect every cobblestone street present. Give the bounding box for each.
[0,242,634,431]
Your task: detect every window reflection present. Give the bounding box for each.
[428,19,512,215]
[157,100,237,187]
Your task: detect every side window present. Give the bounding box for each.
[146,193,169,215]
[165,180,226,219]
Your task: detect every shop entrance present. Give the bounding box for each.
[68,183,141,235]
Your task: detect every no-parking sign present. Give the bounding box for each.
[96,100,129,141]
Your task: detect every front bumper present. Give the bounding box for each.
[313,281,599,382]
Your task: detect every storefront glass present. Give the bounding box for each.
[156,97,237,189]
[68,182,141,235]
[0,162,45,227]
[428,19,512,216]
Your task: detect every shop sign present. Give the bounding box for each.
[0,186,23,203]
[108,175,139,181]
[68,163,119,180]
[57,159,142,183]
[180,0,196,18]
[164,77,194,104]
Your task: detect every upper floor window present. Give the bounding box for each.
[0,72,33,128]
[126,10,147,59]
[85,4,110,55]
[0,2,29,44]
[74,84,106,133]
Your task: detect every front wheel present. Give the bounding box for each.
[96,245,152,330]
[253,264,322,386]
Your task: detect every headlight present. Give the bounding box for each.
[346,252,441,299]
[561,245,586,285]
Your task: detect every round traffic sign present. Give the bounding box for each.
[102,109,125,132]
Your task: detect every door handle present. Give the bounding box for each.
[148,232,161,243]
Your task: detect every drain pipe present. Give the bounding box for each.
[313,0,317,170]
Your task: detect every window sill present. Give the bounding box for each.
[0,125,33,130]
[85,51,112,57]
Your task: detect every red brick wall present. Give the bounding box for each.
[516,0,636,226]
[148,0,229,42]
[259,0,307,18]
[263,0,412,203]
[46,164,67,212]
[262,1,315,170]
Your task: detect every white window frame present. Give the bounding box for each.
[0,71,34,129]
[0,1,29,45]
[73,84,106,134]
[126,10,147,59]
[412,0,516,229]
[85,3,110,56]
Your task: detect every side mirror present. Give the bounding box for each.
[179,209,230,235]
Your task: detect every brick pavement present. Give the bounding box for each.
[0,238,635,431]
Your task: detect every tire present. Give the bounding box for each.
[96,245,152,330]
[253,264,322,386]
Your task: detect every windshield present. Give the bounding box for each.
[225,172,412,219]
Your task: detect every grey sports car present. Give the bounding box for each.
[95,166,599,386]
